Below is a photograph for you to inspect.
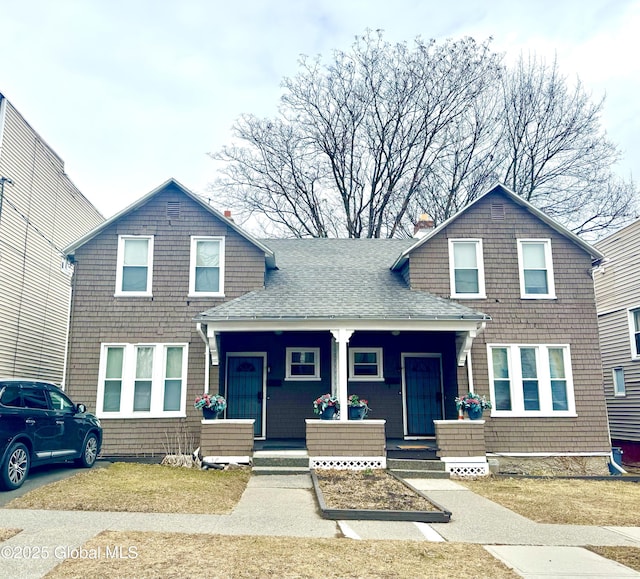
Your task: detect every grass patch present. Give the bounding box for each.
[460,477,636,525]
[587,546,640,572]
[5,463,250,514]
[46,531,518,578]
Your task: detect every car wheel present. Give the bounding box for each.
[76,433,98,468]
[1,442,30,491]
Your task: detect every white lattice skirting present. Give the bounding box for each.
[310,456,387,470]
[442,457,489,477]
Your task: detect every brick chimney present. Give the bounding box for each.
[223,210,234,222]
[413,213,434,238]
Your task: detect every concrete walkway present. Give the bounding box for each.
[0,474,639,578]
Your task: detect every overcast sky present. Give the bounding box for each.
[1,0,638,219]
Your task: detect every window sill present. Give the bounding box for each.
[491,411,577,418]
[284,377,321,381]
[97,412,186,419]
[451,294,486,300]
[520,295,557,300]
[188,293,226,299]
[349,377,385,382]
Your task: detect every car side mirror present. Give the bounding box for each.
[76,403,87,414]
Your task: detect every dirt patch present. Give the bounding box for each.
[314,469,438,511]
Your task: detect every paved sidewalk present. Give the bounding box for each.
[0,474,639,578]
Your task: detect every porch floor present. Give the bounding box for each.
[253,438,439,460]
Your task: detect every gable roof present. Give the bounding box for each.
[63,178,275,268]
[195,238,489,323]
[391,183,604,271]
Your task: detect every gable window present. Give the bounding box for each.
[613,367,626,397]
[97,343,188,418]
[517,239,556,299]
[488,344,575,416]
[116,235,154,296]
[286,348,320,380]
[449,239,485,298]
[628,308,640,359]
[189,237,224,296]
[350,348,384,381]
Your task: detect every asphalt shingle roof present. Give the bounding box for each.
[196,238,488,322]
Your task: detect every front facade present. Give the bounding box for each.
[594,219,640,463]
[0,94,104,383]
[64,180,612,472]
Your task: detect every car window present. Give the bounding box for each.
[22,387,49,410]
[49,390,75,412]
[0,385,22,407]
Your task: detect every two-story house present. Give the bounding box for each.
[64,179,612,474]
[594,219,640,464]
[0,93,103,383]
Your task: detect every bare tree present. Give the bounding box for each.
[210,32,636,239]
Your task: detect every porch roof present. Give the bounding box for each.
[194,238,489,324]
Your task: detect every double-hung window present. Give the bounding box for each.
[286,348,320,380]
[349,348,384,381]
[628,308,640,359]
[116,235,154,296]
[449,239,485,298]
[517,239,556,299]
[98,343,188,418]
[488,344,575,416]
[189,236,225,296]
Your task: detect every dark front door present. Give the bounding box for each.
[226,355,265,437]
[403,355,443,436]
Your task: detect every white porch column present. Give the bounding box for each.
[331,329,353,422]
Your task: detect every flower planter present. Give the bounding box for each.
[320,406,337,420]
[466,406,483,420]
[202,408,221,420]
[348,406,367,420]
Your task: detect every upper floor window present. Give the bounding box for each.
[488,344,575,416]
[613,367,626,397]
[517,239,556,299]
[286,348,320,380]
[628,308,640,359]
[116,235,154,296]
[189,237,225,296]
[97,343,187,418]
[449,239,485,298]
[349,348,384,381]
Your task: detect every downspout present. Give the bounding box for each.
[196,323,210,394]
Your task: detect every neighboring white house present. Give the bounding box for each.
[0,93,104,384]
[594,219,640,464]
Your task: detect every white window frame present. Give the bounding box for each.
[627,307,640,359]
[115,235,154,297]
[448,238,486,299]
[189,236,225,297]
[285,348,320,381]
[613,367,626,397]
[349,347,384,381]
[487,343,576,417]
[96,343,188,418]
[517,239,556,299]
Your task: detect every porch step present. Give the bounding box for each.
[252,450,310,475]
[387,458,450,479]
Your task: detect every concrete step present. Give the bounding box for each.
[252,466,310,475]
[252,450,309,468]
[387,458,447,472]
[387,458,450,479]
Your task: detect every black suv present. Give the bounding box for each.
[0,379,102,490]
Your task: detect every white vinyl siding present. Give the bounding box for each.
[488,344,575,416]
[97,343,188,418]
[285,348,320,380]
[517,239,556,299]
[449,239,486,298]
[349,348,384,381]
[189,236,225,296]
[115,235,154,296]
